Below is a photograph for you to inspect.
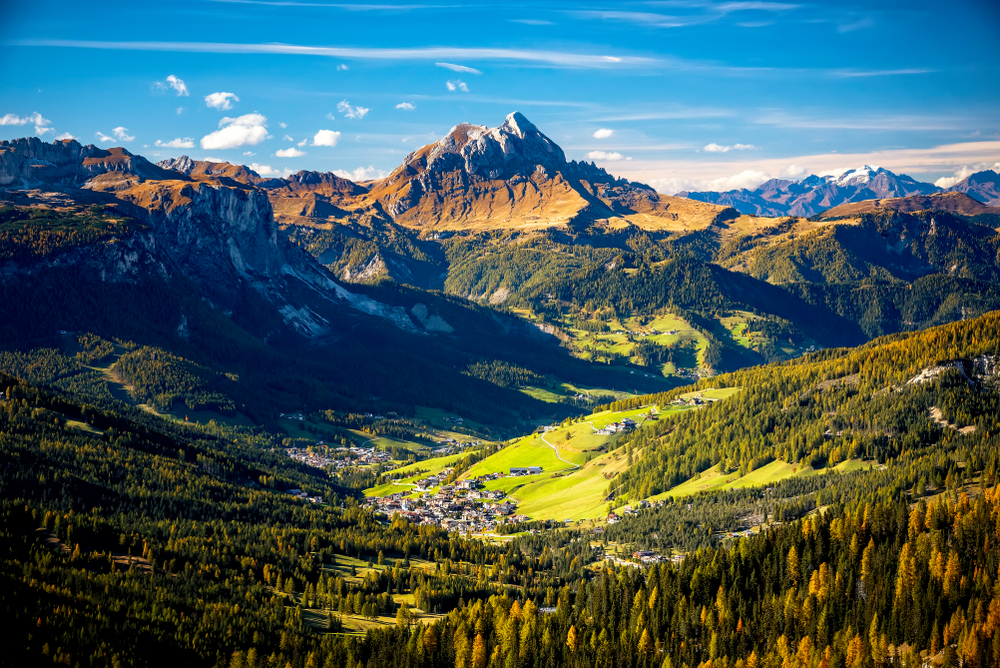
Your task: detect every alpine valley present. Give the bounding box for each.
[3,112,1000,668]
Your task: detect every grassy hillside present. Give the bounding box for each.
[608,310,1000,501]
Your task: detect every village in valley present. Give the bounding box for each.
[272,391,760,564]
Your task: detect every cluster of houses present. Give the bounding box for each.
[285,445,394,472]
[367,481,528,533]
[594,417,638,436]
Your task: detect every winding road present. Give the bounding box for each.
[538,430,580,470]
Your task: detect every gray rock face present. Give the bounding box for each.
[157,155,198,175]
[0,137,170,187]
[0,137,454,338]
[414,111,567,181]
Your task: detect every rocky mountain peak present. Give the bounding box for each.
[158,155,198,175]
[1,137,172,187]
[409,111,566,181]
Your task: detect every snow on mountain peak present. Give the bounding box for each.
[828,165,883,187]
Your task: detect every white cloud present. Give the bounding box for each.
[243,151,256,156]
[336,100,369,119]
[283,134,294,141]
[275,147,306,157]
[155,137,195,148]
[333,165,387,182]
[312,129,341,147]
[204,92,239,111]
[154,74,189,96]
[95,132,114,143]
[934,161,1000,188]
[201,157,224,162]
[436,62,482,74]
[55,132,76,141]
[446,80,469,92]
[249,163,276,175]
[337,63,349,71]
[585,151,624,161]
[297,139,307,147]
[112,126,134,142]
[33,40,652,69]
[650,170,773,195]
[780,164,809,179]
[0,111,52,134]
[249,162,293,177]
[396,102,416,110]
[176,107,185,114]
[593,128,614,139]
[279,122,287,128]
[200,113,268,149]
[704,143,757,153]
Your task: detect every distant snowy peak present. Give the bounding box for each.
[683,165,941,217]
[829,165,881,187]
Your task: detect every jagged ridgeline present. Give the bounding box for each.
[154,113,1000,377]
[0,137,679,431]
[606,311,1000,501]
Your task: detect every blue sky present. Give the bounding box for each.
[2,0,998,192]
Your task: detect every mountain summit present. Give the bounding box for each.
[222,111,735,232]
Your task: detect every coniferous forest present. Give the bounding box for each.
[3,310,1000,668]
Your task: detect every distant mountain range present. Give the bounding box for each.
[3,113,999,430]
[681,165,1000,216]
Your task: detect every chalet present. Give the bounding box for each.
[456,479,481,490]
[607,513,620,524]
[510,466,543,475]
[633,550,655,560]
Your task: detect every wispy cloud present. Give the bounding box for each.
[156,137,195,148]
[704,142,756,152]
[436,62,481,74]
[752,110,958,131]
[153,74,189,96]
[334,165,387,181]
[837,15,875,32]
[832,68,933,78]
[19,40,654,69]
[210,0,459,10]
[511,18,553,25]
[337,63,349,70]
[0,111,52,134]
[574,2,799,28]
[396,102,416,110]
[112,127,135,142]
[594,106,734,122]
[276,147,306,157]
[585,150,626,161]
[446,80,469,92]
[336,100,369,119]
[249,162,291,177]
